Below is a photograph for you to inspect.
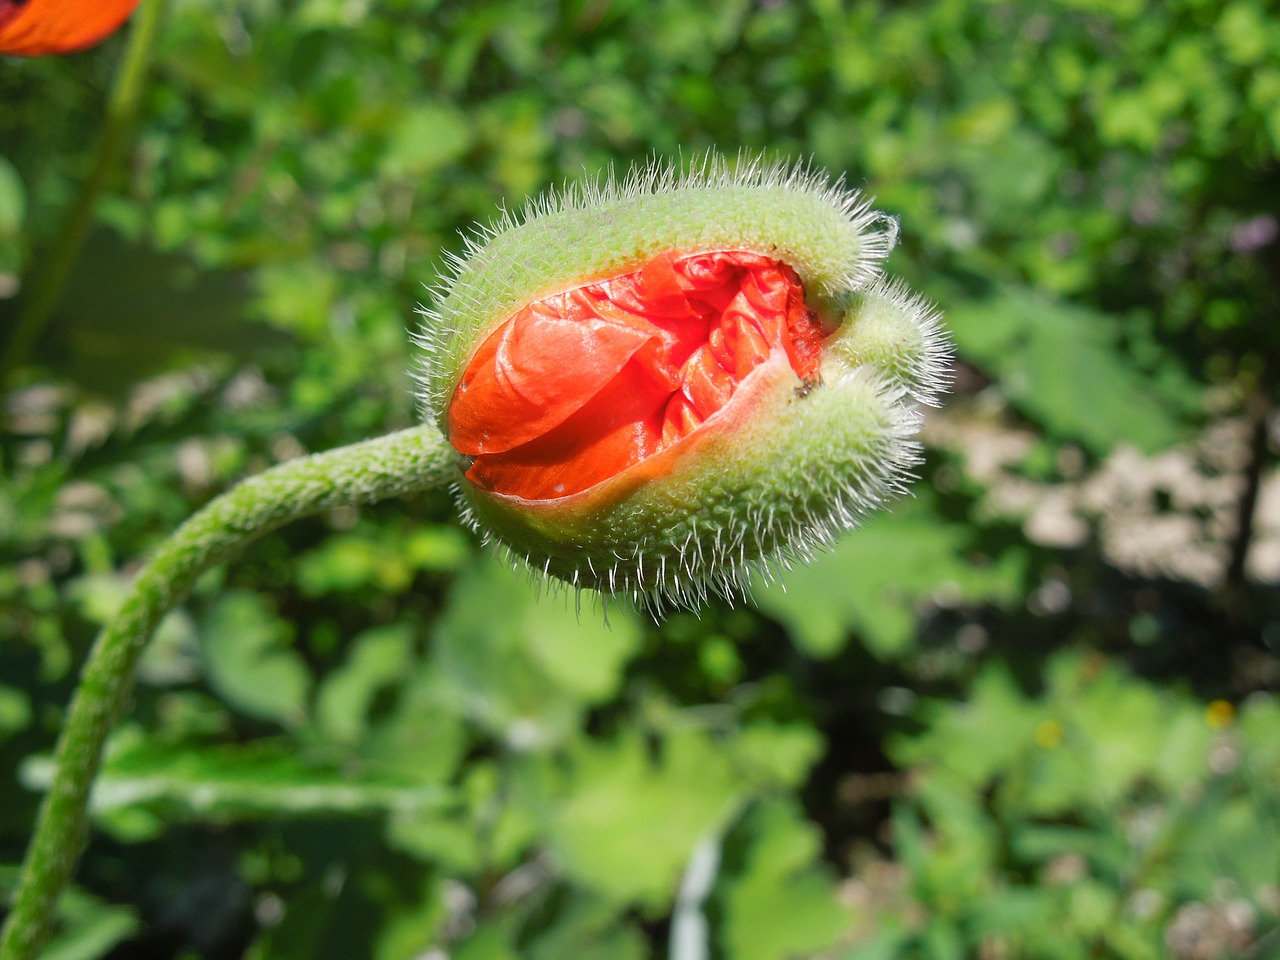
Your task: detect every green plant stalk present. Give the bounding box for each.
[0,0,170,385]
[0,425,458,960]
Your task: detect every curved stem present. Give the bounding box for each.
[0,424,458,960]
[0,0,170,385]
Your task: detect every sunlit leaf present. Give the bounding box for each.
[720,801,849,960]
[198,590,312,727]
[22,738,454,830]
[316,623,415,745]
[754,493,1027,658]
[429,552,642,747]
[549,731,741,906]
[948,288,1196,454]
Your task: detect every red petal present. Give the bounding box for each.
[711,296,773,379]
[0,0,141,56]
[677,344,735,421]
[465,356,670,500]
[449,308,656,455]
[450,250,819,501]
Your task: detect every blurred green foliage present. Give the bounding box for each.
[1,0,1278,958]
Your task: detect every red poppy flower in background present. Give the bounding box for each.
[0,0,141,56]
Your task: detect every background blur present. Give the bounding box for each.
[2,1,1279,958]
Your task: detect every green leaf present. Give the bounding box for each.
[890,664,1041,788]
[380,104,474,177]
[297,534,400,595]
[948,288,1193,454]
[22,737,454,830]
[999,653,1213,816]
[525,893,648,960]
[1177,793,1280,897]
[30,228,276,395]
[38,893,138,960]
[453,925,521,960]
[0,155,23,237]
[753,493,1027,658]
[403,525,471,573]
[720,801,849,960]
[549,730,741,906]
[731,721,825,789]
[429,551,642,746]
[0,154,23,275]
[1216,2,1271,66]
[316,623,415,745]
[1238,693,1280,778]
[453,895,648,960]
[0,683,32,738]
[199,590,312,727]
[296,525,467,597]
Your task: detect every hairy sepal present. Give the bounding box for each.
[456,352,920,612]
[829,279,953,408]
[417,156,897,425]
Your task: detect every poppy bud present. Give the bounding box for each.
[0,0,141,56]
[418,156,950,610]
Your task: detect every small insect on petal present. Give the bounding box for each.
[0,0,141,57]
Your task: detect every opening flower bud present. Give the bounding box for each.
[418,156,951,610]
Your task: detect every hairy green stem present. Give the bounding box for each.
[0,425,458,960]
[0,0,170,385]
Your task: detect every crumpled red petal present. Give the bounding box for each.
[0,0,141,56]
[448,250,824,500]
